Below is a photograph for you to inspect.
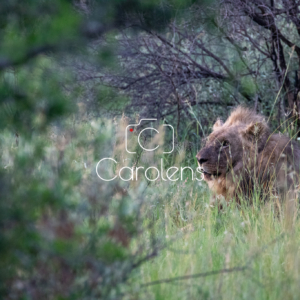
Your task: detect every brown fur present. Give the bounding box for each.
[196,106,300,204]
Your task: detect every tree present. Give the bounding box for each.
[0,1,207,298]
[90,0,300,136]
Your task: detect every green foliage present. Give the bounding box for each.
[127,196,300,300]
[1,0,211,298]
[1,0,299,299]
[96,85,130,112]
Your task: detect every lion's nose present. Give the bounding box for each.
[198,158,208,164]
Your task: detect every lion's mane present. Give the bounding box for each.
[196,106,300,203]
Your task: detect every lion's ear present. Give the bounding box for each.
[213,119,224,131]
[243,122,267,140]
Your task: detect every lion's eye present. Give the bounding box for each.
[222,141,229,148]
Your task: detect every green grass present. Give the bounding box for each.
[3,117,300,299]
[126,182,300,300]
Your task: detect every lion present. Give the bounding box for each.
[196,106,300,204]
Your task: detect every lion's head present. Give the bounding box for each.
[196,107,270,182]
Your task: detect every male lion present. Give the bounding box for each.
[196,106,300,204]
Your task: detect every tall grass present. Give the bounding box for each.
[127,186,300,300]
[86,117,300,299]
[3,114,300,299]
[117,115,300,299]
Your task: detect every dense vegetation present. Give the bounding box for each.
[1,0,300,299]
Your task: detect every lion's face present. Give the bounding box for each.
[196,112,270,182]
[196,125,243,181]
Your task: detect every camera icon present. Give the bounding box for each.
[125,119,174,154]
